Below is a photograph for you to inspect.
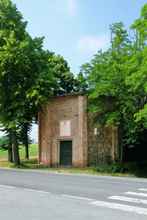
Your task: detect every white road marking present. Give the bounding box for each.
[139,188,147,192]
[109,195,147,205]
[62,194,94,201]
[0,184,51,195]
[125,191,147,197]
[0,184,94,202]
[91,200,147,215]
[0,184,16,189]
[23,188,51,195]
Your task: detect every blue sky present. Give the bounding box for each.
[1,0,147,139]
[12,0,147,74]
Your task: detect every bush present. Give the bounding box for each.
[94,161,147,176]
[0,136,9,150]
[95,163,130,174]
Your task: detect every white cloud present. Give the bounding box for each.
[67,0,77,16]
[77,35,110,55]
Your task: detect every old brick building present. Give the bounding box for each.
[38,94,119,167]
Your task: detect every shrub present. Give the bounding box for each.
[0,136,9,150]
[95,163,129,174]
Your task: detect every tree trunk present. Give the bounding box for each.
[8,146,13,163]
[25,140,29,160]
[24,124,29,160]
[12,131,20,166]
[7,132,13,163]
[118,126,123,163]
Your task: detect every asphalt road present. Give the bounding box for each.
[0,168,147,220]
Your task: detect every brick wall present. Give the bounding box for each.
[38,95,119,167]
[38,95,87,167]
[87,114,119,166]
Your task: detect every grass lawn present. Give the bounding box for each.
[0,157,134,177]
[0,144,146,178]
[0,144,38,160]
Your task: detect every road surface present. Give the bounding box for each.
[0,168,147,220]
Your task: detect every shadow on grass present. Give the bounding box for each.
[0,159,147,178]
[132,162,147,178]
[93,162,147,178]
[15,159,50,169]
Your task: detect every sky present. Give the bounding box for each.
[12,0,147,74]
[1,0,147,140]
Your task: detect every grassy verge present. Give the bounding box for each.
[0,144,38,160]
[0,158,141,178]
[0,145,147,178]
[0,159,134,177]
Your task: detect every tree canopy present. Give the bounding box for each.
[0,0,81,165]
[81,4,147,160]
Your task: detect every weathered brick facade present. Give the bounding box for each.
[38,95,87,167]
[87,114,119,165]
[38,94,119,167]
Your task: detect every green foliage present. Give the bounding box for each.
[0,136,9,150]
[0,0,54,129]
[48,54,88,95]
[81,4,147,149]
[47,54,75,95]
[0,0,54,164]
[94,163,127,174]
[0,144,38,159]
[94,162,147,177]
[0,0,85,165]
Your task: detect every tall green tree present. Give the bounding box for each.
[81,4,147,161]
[0,0,80,164]
[48,54,86,95]
[0,0,55,165]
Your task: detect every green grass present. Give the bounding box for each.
[0,154,136,177]
[0,144,38,160]
[0,144,146,178]
[0,158,135,177]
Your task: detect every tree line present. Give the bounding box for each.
[0,0,87,165]
[81,4,147,162]
[0,0,147,165]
